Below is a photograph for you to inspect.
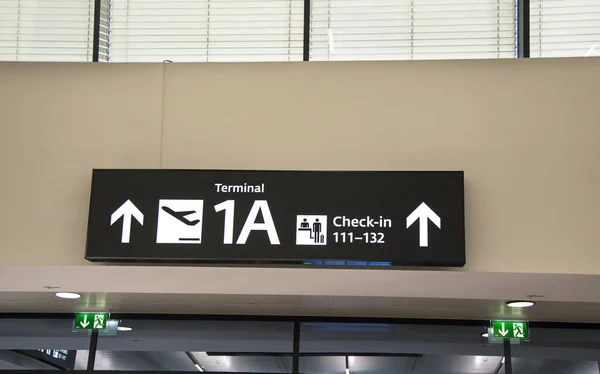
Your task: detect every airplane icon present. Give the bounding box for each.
[161,206,200,226]
[156,199,204,244]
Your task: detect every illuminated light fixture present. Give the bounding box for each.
[481,332,488,338]
[54,292,81,299]
[117,326,132,332]
[187,351,204,372]
[506,301,535,308]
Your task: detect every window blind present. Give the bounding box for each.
[98,0,110,61]
[530,0,600,58]
[0,0,95,61]
[310,0,517,61]
[108,0,304,62]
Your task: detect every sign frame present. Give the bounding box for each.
[85,169,466,267]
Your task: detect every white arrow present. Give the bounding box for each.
[406,202,441,247]
[110,199,144,244]
[499,323,509,337]
[80,315,90,328]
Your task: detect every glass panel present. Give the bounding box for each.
[530,0,600,58]
[108,0,303,62]
[310,0,517,61]
[504,358,600,374]
[505,326,600,374]
[299,322,600,374]
[0,0,95,62]
[299,322,504,374]
[0,318,88,370]
[94,319,294,372]
[300,355,506,374]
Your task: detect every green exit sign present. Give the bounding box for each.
[74,312,109,330]
[492,320,529,339]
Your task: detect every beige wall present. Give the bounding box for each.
[0,59,599,274]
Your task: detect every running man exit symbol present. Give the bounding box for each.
[93,314,105,329]
[513,322,525,338]
[156,199,204,244]
[296,215,327,245]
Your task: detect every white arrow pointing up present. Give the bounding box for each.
[110,199,144,243]
[406,202,441,247]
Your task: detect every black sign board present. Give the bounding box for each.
[86,170,465,266]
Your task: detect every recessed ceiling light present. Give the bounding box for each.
[118,326,133,332]
[54,292,81,299]
[506,300,535,308]
[481,332,489,338]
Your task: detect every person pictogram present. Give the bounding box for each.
[312,219,322,243]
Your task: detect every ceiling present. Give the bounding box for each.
[1,292,600,323]
[1,265,600,323]
[2,266,600,304]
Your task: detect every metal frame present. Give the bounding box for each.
[518,0,531,58]
[87,330,99,371]
[503,339,513,374]
[302,0,310,61]
[92,0,102,62]
[292,321,300,374]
